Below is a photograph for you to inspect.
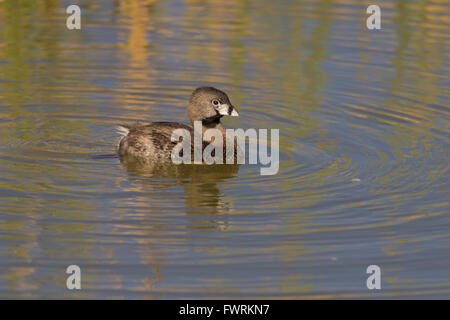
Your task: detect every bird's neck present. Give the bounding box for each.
[201,119,226,136]
[191,118,226,144]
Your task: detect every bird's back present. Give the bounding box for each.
[117,122,193,159]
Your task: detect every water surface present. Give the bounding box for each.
[0,0,449,298]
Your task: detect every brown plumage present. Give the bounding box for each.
[117,87,239,161]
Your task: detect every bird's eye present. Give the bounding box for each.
[212,100,219,106]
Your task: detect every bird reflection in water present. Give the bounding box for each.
[120,154,240,225]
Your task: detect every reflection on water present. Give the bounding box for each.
[0,0,449,298]
[121,156,240,216]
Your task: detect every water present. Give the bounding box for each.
[0,0,448,299]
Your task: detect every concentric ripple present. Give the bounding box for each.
[0,0,448,298]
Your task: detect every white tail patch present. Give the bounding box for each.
[116,125,130,138]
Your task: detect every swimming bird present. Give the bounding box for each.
[117,87,239,161]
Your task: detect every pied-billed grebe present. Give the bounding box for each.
[117,87,239,160]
